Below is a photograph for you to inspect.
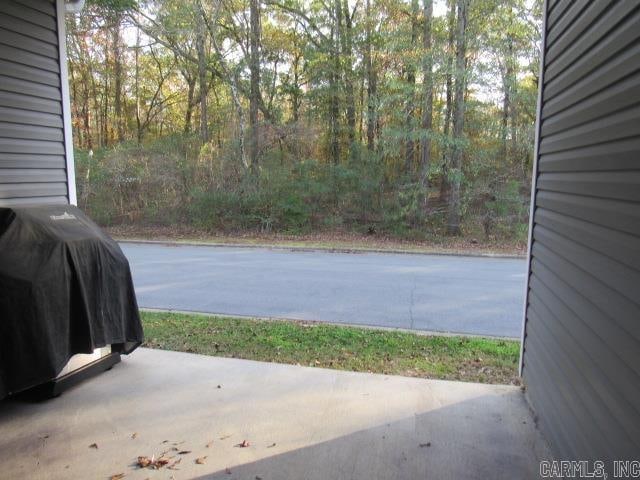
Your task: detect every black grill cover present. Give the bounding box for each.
[0,205,143,398]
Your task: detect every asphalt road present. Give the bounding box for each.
[121,243,527,338]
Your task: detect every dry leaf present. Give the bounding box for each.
[267,443,276,448]
[206,441,214,448]
[178,450,191,455]
[168,457,182,470]
[89,443,98,449]
[195,456,207,465]
[220,434,231,440]
[110,474,125,480]
[131,433,138,439]
[237,440,250,448]
[138,454,173,470]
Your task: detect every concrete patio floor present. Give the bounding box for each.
[0,349,551,479]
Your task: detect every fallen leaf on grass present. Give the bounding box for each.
[236,440,250,448]
[89,443,98,449]
[195,456,207,465]
[110,474,125,480]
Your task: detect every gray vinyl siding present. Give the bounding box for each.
[522,0,640,465]
[0,0,69,206]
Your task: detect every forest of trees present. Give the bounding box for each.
[68,0,542,243]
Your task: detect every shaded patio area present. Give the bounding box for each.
[0,349,550,479]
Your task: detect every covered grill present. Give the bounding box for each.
[0,205,143,398]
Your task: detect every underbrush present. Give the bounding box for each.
[75,135,529,244]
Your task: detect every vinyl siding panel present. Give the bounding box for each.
[0,0,68,206]
[522,0,640,467]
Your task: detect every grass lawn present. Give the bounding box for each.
[141,311,521,385]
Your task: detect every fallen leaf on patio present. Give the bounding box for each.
[168,457,182,470]
[156,457,171,467]
[195,456,207,464]
[267,442,276,448]
[419,442,431,448]
[220,434,231,440]
[178,450,191,455]
[110,474,125,480]
[237,440,250,448]
[131,433,138,439]
[206,441,214,448]
[137,456,152,468]
[89,443,98,449]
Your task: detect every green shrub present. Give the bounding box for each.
[76,134,529,242]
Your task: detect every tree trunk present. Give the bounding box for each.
[404,0,419,176]
[249,0,261,173]
[329,7,341,165]
[342,0,356,158]
[184,76,196,135]
[230,72,248,169]
[365,0,376,152]
[196,18,209,142]
[112,13,125,143]
[501,24,514,164]
[439,0,456,203]
[291,52,301,123]
[135,26,142,143]
[446,0,469,236]
[419,0,434,210]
